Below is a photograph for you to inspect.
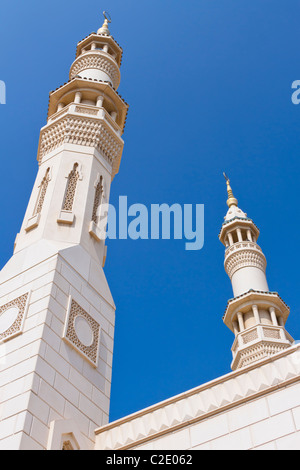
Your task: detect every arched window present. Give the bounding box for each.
[92,175,104,225]
[62,163,79,211]
[34,167,50,215]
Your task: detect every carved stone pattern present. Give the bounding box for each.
[62,166,79,211]
[35,168,50,215]
[225,242,263,260]
[225,248,267,279]
[263,327,280,340]
[75,105,98,116]
[92,177,104,224]
[70,54,120,88]
[0,292,29,341]
[64,299,100,365]
[236,342,289,369]
[39,116,122,175]
[242,329,258,345]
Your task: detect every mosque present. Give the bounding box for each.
[0,15,299,450]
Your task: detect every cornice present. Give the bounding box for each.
[94,344,300,450]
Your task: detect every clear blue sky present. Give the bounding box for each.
[0,0,299,422]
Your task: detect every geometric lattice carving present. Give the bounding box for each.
[263,327,281,339]
[62,163,80,211]
[232,321,292,370]
[34,167,51,215]
[242,329,258,344]
[92,175,104,224]
[0,292,30,341]
[63,298,101,367]
[235,342,290,370]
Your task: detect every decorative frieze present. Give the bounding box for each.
[231,322,292,370]
[38,114,123,177]
[69,52,120,89]
[225,245,267,279]
[235,341,290,369]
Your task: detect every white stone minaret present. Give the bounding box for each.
[219,175,293,371]
[0,13,128,450]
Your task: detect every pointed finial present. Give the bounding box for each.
[223,172,238,208]
[97,11,112,36]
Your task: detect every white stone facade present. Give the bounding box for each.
[94,345,300,450]
[0,242,115,449]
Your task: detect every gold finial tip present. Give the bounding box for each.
[223,172,238,207]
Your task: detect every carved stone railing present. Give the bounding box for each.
[231,324,292,370]
[225,241,262,259]
[39,104,124,177]
[224,242,266,279]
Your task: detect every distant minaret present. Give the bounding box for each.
[0,13,128,450]
[219,175,293,371]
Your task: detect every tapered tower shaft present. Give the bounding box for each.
[0,14,128,450]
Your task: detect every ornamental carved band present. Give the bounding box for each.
[63,298,101,367]
[69,53,120,89]
[235,342,289,369]
[0,292,29,341]
[38,116,123,177]
[225,248,267,279]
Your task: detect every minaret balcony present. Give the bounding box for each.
[38,103,124,178]
[225,240,262,257]
[224,241,267,280]
[231,324,293,370]
[223,290,290,331]
[48,102,122,135]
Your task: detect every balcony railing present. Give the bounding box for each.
[48,103,122,136]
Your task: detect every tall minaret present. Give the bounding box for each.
[0,13,128,450]
[219,175,293,371]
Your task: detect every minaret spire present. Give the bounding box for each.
[223,172,238,208]
[219,175,293,370]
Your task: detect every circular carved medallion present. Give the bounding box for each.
[74,315,94,347]
[0,306,20,335]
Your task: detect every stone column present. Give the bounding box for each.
[252,304,260,324]
[237,312,244,332]
[269,307,278,326]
